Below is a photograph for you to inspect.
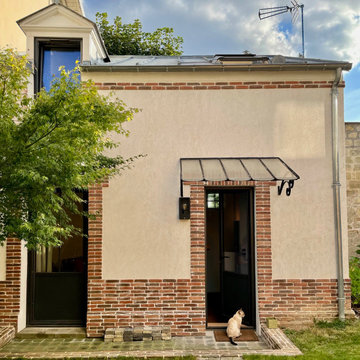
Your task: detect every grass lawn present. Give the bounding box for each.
[244,319,360,360]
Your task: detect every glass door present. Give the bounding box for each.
[206,189,255,327]
[27,191,88,326]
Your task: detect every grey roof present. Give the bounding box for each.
[81,53,352,72]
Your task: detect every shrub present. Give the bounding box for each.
[349,255,360,305]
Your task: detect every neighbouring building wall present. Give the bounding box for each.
[0,0,49,51]
[82,70,351,334]
[345,122,360,258]
[0,0,84,52]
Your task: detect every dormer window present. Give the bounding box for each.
[35,38,81,92]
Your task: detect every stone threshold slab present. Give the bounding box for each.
[16,327,86,339]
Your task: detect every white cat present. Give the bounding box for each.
[226,309,245,346]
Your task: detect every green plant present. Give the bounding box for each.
[96,12,183,56]
[313,318,348,329]
[349,245,360,305]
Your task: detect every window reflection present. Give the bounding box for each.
[41,47,80,91]
[207,193,220,208]
[35,191,86,273]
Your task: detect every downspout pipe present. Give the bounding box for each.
[331,67,345,321]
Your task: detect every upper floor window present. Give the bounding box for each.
[35,39,81,92]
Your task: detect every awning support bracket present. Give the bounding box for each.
[278,180,295,196]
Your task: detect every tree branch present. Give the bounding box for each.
[25,123,59,149]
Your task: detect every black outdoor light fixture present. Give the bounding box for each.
[179,197,190,219]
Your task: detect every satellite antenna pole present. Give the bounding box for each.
[258,1,305,57]
[300,4,304,58]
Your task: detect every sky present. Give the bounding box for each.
[82,0,360,122]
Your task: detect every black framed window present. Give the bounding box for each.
[35,39,81,93]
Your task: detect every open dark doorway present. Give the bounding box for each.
[27,191,88,326]
[206,189,255,328]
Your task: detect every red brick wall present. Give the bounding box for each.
[260,279,351,328]
[94,80,345,91]
[0,238,21,330]
[86,179,351,336]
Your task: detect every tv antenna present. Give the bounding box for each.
[258,1,305,58]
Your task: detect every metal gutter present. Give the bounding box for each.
[81,62,352,72]
[331,67,345,321]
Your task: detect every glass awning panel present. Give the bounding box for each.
[180,157,299,182]
[241,158,274,180]
[261,158,296,180]
[221,159,251,181]
[181,159,203,181]
[201,159,227,181]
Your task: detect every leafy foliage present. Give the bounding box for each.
[96,12,183,56]
[313,318,347,329]
[0,48,138,249]
[350,245,360,305]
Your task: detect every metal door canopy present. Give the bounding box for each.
[180,157,300,196]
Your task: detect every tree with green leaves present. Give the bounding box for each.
[0,48,138,249]
[96,12,183,56]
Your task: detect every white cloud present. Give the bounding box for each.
[85,0,360,64]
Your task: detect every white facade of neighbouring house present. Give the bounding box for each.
[0,3,354,337]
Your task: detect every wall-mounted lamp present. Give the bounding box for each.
[179,197,190,219]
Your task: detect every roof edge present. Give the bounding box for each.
[81,62,352,72]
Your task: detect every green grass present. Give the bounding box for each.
[244,319,360,360]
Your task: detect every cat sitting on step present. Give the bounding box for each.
[226,309,245,346]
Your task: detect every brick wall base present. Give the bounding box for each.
[0,239,21,331]
[87,279,205,337]
[259,279,352,329]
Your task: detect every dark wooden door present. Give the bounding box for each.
[206,189,255,327]
[27,192,88,326]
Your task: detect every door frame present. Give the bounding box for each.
[205,187,256,329]
[26,190,88,327]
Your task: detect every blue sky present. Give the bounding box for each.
[82,0,360,122]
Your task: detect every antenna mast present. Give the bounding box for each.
[258,1,305,58]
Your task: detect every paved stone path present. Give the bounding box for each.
[0,330,301,358]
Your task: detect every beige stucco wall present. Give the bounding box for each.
[0,0,50,51]
[0,242,6,281]
[18,242,28,331]
[82,70,349,280]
